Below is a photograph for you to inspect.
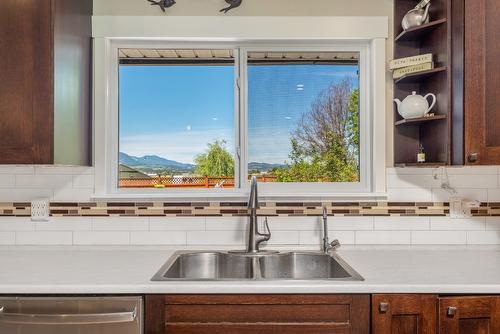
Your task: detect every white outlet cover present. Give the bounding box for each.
[449,197,464,219]
[31,199,50,222]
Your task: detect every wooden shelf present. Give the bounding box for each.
[395,114,447,126]
[395,162,447,168]
[395,19,448,42]
[394,67,447,84]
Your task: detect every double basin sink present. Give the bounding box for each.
[152,251,364,281]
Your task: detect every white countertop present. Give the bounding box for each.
[1,246,499,294]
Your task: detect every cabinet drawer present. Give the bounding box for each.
[146,294,370,334]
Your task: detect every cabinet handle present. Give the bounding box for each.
[447,306,457,317]
[379,302,389,313]
[468,153,478,163]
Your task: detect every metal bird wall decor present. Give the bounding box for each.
[146,0,243,13]
[220,0,243,13]
[147,0,176,13]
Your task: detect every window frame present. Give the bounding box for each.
[92,17,388,200]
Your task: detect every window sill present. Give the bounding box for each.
[92,192,388,202]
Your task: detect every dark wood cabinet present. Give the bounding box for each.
[372,294,438,334]
[146,294,370,334]
[0,0,91,165]
[464,0,500,165]
[439,296,500,334]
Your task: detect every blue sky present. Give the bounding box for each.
[119,63,358,164]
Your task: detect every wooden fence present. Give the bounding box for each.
[119,175,277,188]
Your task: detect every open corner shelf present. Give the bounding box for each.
[393,0,455,167]
[395,114,447,126]
[394,66,447,84]
[395,18,448,42]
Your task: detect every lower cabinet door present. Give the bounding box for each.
[439,296,500,334]
[146,294,370,334]
[372,294,438,334]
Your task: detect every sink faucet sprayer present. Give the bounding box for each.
[322,206,340,254]
[246,176,271,253]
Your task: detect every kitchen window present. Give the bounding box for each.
[93,18,388,199]
[113,46,369,195]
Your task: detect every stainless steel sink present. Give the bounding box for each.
[151,251,363,281]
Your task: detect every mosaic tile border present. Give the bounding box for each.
[1,201,498,217]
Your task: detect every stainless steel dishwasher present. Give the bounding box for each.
[0,296,142,334]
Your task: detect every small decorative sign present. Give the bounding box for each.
[147,0,243,13]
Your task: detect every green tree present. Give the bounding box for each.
[275,78,359,183]
[194,140,235,177]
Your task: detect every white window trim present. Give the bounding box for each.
[93,16,388,200]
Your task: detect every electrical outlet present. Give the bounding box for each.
[31,199,50,222]
[449,197,464,218]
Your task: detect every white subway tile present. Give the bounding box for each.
[53,187,93,202]
[0,188,53,202]
[16,231,72,245]
[355,231,411,244]
[432,188,487,202]
[329,216,373,231]
[0,175,16,187]
[466,231,500,245]
[187,231,244,246]
[411,231,466,245]
[487,189,500,201]
[266,231,300,245]
[0,217,34,231]
[149,217,205,231]
[0,232,15,245]
[445,166,498,175]
[485,218,500,231]
[387,187,432,202]
[386,167,434,175]
[130,231,186,245]
[92,217,149,231]
[447,175,498,189]
[70,167,94,175]
[299,230,355,245]
[34,166,78,175]
[387,174,441,188]
[205,217,247,231]
[268,216,319,231]
[0,166,34,174]
[73,231,130,245]
[72,174,94,188]
[374,216,430,231]
[15,174,72,188]
[35,217,92,231]
[430,217,486,231]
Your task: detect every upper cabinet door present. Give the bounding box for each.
[439,296,500,334]
[464,0,500,164]
[372,294,438,334]
[0,0,54,164]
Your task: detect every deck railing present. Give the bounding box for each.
[119,175,277,188]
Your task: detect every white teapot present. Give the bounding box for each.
[394,91,436,119]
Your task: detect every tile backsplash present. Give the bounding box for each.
[0,165,499,246]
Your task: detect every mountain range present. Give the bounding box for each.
[119,152,195,171]
[119,152,286,173]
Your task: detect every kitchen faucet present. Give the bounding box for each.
[322,206,340,253]
[246,176,271,253]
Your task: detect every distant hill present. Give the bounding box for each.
[119,152,195,171]
[248,162,286,172]
[119,152,285,174]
